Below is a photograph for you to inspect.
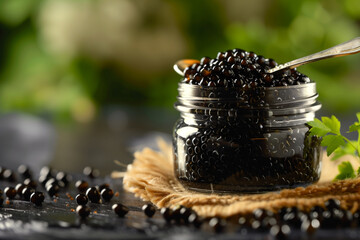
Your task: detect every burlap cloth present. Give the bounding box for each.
[114,139,360,218]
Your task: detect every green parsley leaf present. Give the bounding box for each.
[321,115,341,135]
[349,123,360,132]
[308,118,331,136]
[334,161,355,180]
[332,142,357,160]
[321,134,345,156]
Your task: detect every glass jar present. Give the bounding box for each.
[173,82,322,193]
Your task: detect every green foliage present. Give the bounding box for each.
[308,113,360,180]
[334,161,356,180]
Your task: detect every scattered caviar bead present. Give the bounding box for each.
[4,187,17,199]
[30,191,45,206]
[209,217,226,233]
[160,207,173,222]
[3,169,16,182]
[24,178,37,189]
[18,165,32,179]
[56,172,71,187]
[142,204,156,218]
[15,183,26,197]
[75,180,89,193]
[100,188,114,202]
[86,187,100,203]
[46,184,59,197]
[98,183,110,192]
[179,206,192,223]
[270,224,291,240]
[40,166,53,179]
[45,178,63,189]
[22,187,35,201]
[171,205,182,223]
[188,213,202,228]
[253,208,274,221]
[262,217,278,228]
[83,166,99,179]
[76,205,90,218]
[301,218,320,235]
[38,175,49,186]
[75,193,88,205]
[324,198,341,210]
[112,203,129,217]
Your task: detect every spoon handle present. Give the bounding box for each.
[267,37,360,73]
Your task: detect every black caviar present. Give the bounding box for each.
[76,205,90,218]
[100,188,114,202]
[142,204,156,218]
[173,48,322,193]
[30,191,45,206]
[160,207,173,222]
[22,187,35,201]
[112,203,129,217]
[75,180,89,193]
[182,49,310,88]
[4,187,17,199]
[76,193,88,205]
[86,187,101,203]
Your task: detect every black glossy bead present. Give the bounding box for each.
[75,180,89,193]
[83,166,99,179]
[18,165,32,179]
[24,178,37,189]
[100,188,114,202]
[98,183,110,192]
[301,218,320,235]
[15,183,26,197]
[324,198,341,210]
[160,207,173,222]
[46,184,59,197]
[112,203,129,217]
[171,205,182,223]
[86,187,100,203]
[45,178,65,189]
[22,187,35,201]
[209,217,226,233]
[40,166,53,179]
[56,172,71,187]
[188,213,202,228]
[75,193,88,205]
[179,207,192,223]
[76,205,90,218]
[270,224,291,240]
[4,187,17,199]
[3,169,16,182]
[30,191,45,206]
[142,204,156,217]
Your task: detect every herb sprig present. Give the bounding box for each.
[307,113,360,180]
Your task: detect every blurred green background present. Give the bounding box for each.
[0,0,359,123]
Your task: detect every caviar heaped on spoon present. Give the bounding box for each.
[182,49,310,88]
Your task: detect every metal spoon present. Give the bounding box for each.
[173,37,360,76]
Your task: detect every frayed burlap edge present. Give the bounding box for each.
[118,139,360,218]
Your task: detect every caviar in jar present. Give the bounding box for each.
[172,49,322,193]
